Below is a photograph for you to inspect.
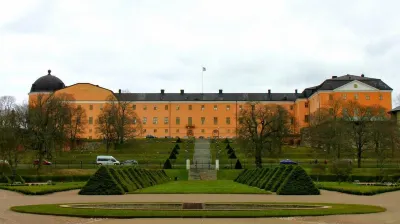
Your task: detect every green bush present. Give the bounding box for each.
[163,159,172,169]
[229,152,237,159]
[271,165,294,192]
[79,166,124,195]
[260,167,278,189]
[21,175,91,183]
[128,168,144,188]
[251,168,270,187]
[174,144,180,150]
[265,166,286,191]
[234,159,242,169]
[254,168,272,188]
[10,174,25,184]
[0,175,10,184]
[241,169,258,184]
[277,166,320,195]
[169,152,177,160]
[176,137,182,143]
[317,185,400,196]
[234,169,248,182]
[225,143,233,150]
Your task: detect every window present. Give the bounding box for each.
[379,94,383,100]
[226,105,230,111]
[354,94,359,100]
[366,95,370,100]
[227,129,231,133]
[77,117,81,124]
[176,117,180,125]
[290,105,294,110]
[251,104,255,110]
[354,84,358,88]
[188,117,192,125]
[165,129,168,133]
[201,129,205,133]
[290,117,294,124]
[188,105,192,110]
[143,105,147,110]
[154,129,157,133]
[329,94,333,100]
[214,105,218,111]
[226,117,231,125]
[176,105,180,110]
[153,117,158,124]
[89,117,93,124]
[165,105,168,110]
[143,117,147,124]
[164,117,169,124]
[239,105,243,110]
[342,94,347,100]
[304,115,309,123]
[89,128,92,133]
[201,105,205,111]
[133,104,136,110]
[305,102,309,108]
[133,117,137,124]
[89,105,93,110]
[201,117,205,125]
[214,117,218,125]
[176,129,179,133]
[154,105,157,110]
[143,129,146,133]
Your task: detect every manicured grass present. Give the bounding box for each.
[131,180,270,194]
[217,170,244,180]
[0,182,85,195]
[11,202,385,218]
[316,182,400,195]
[164,169,188,180]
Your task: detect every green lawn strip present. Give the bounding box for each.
[10,202,385,218]
[317,182,400,195]
[0,182,85,195]
[130,180,270,194]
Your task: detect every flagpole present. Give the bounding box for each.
[202,68,204,94]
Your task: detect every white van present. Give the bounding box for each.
[96,155,120,166]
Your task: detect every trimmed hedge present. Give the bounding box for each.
[265,166,286,191]
[259,168,277,189]
[79,167,170,195]
[277,166,320,195]
[249,168,269,187]
[271,165,294,192]
[21,175,91,183]
[79,166,124,195]
[317,185,400,196]
[0,175,11,184]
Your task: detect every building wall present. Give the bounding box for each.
[28,82,393,139]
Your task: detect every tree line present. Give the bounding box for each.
[0,93,141,176]
[236,97,400,170]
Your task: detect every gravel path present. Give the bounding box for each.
[1,189,399,224]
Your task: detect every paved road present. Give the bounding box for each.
[1,189,400,224]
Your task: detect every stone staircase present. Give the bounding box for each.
[188,139,217,180]
[189,169,217,180]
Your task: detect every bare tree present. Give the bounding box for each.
[96,100,118,153]
[0,97,28,180]
[115,92,142,144]
[28,93,71,174]
[237,102,291,168]
[66,104,87,150]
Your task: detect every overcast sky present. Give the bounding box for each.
[1,0,400,106]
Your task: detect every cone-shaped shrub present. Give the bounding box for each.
[227,147,234,154]
[225,143,233,150]
[223,138,229,143]
[176,137,182,143]
[271,165,294,192]
[174,144,180,150]
[169,152,177,159]
[229,152,237,159]
[163,159,172,169]
[79,166,124,195]
[265,165,286,191]
[277,166,320,195]
[234,159,242,169]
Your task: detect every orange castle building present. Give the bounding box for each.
[28,70,393,139]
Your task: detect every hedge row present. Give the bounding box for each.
[310,174,400,183]
[0,174,25,184]
[235,165,320,195]
[0,184,83,195]
[79,167,170,195]
[21,175,91,183]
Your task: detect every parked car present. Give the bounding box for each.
[33,159,52,165]
[145,135,156,139]
[0,160,9,165]
[280,159,298,165]
[122,160,138,166]
[96,155,120,166]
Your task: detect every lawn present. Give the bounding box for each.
[131,180,270,194]
[11,202,385,218]
[0,182,85,195]
[316,182,400,195]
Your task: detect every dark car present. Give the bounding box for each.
[145,135,156,139]
[280,159,297,165]
[33,159,52,165]
[122,160,139,166]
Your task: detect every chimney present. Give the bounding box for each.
[118,89,121,94]
[361,74,365,77]
[332,76,337,79]
[219,89,223,94]
[268,89,271,94]
[180,89,184,95]
[295,89,298,94]
[161,89,165,94]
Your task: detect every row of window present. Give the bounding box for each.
[339,93,384,101]
[139,117,232,125]
[133,104,235,111]
[141,129,235,134]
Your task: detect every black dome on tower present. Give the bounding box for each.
[30,70,65,93]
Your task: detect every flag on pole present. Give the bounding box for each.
[202,67,206,71]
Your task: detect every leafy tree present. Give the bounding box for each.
[330,159,353,184]
[311,163,327,182]
[237,102,291,168]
